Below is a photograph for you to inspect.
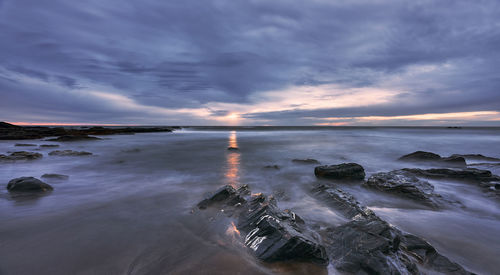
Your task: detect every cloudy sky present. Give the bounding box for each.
[1,0,499,126]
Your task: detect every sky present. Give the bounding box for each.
[0,0,499,126]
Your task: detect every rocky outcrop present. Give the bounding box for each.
[48,150,92,156]
[399,151,466,168]
[0,151,43,161]
[46,135,102,142]
[403,168,500,196]
[314,163,365,181]
[313,185,471,274]
[292,158,320,164]
[41,174,69,180]
[7,177,53,192]
[364,170,445,208]
[197,185,328,265]
[238,194,328,264]
[0,122,174,140]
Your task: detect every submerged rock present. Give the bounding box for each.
[451,154,500,162]
[0,151,43,161]
[227,147,239,151]
[314,163,365,181]
[46,135,102,142]
[312,184,371,219]
[364,170,444,208]
[14,143,37,147]
[238,195,328,264]
[264,165,280,170]
[48,150,92,156]
[399,151,466,168]
[292,159,320,164]
[41,174,69,180]
[40,144,59,148]
[7,177,53,192]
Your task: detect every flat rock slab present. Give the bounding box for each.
[41,174,69,180]
[48,150,92,156]
[364,170,444,208]
[292,158,320,164]
[0,151,43,161]
[7,177,53,192]
[14,143,37,147]
[314,163,365,180]
[40,144,59,148]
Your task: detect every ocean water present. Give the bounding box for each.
[0,127,499,274]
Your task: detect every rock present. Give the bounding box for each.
[399,151,441,161]
[292,159,320,164]
[238,194,328,265]
[403,168,500,182]
[197,185,328,265]
[263,165,280,170]
[312,184,372,219]
[451,154,500,162]
[14,143,37,147]
[364,170,443,208]
[48,150,92,156]
[41,174,69,180]
[46,135,102,142]
[399,151,466,168]
[7,177,53,192]
[314,185,471,274]
[227,147,239,151]
[314,163,365,180]
[40,144,59,148]
[0,151,43,161]
[197,185,246,209]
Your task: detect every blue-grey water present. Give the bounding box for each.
[0,127,499,274]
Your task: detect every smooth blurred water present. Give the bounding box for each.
[0,127,499,274]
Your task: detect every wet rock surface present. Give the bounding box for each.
[452,154,500,162]
[41,174,69,180]
[313,185,471,274]
[39,144,60,148]
[197,185,328,265]
[48,150,93,156]
[399,151,466,168]
[0,121,175,140]
[292,158,320,164]
[364,170,445,208]
[0,151,43,161]
[314,163,365,180]
[7,177,53,192]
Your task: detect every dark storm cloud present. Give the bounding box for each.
[0,0,499,124]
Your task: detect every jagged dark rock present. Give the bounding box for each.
[197,185,328,265]
[314,163,365,181]
[41,174,69,180]
[48,150,92,156]
[0,151,43,161]
[7,177,53,192]
[364,170,445,208]
[313,185,472,274]
[399,151,466,168]
[237,194,328,265]
[292,158,320,164]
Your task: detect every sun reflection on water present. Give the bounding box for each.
[225,131,240,187]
